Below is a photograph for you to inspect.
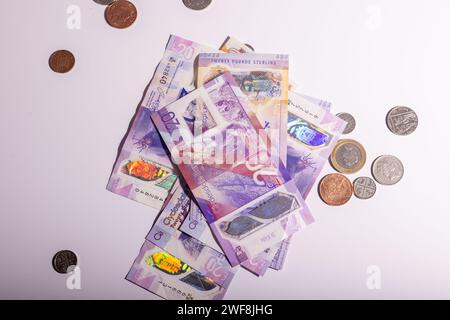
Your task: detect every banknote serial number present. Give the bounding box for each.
[159,57,176,85]
[178,304,273,318]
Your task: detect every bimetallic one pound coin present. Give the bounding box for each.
[319,174,353,206]
[336,112,356,134]
[330,139,367,174]
[353,176,377,199]
[386,106,418,136]
[49,50,75,73]
[52,250,78,274]
[183,0,212,10]
[105,0,137,29]
[371,155,404,185]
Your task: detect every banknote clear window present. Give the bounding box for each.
[287,112,333,148]
[219,192,299,240]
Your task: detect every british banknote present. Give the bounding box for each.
[134,37,281,277]
[107,35,214,210]
[221,37,343,268]
[220,36,331,111]
[178,37,281,275]
[196,68,341,270]
[146,181,237,288]
[151,72,313,266]
[181,200,277,276]
[267,93,345,270]
[219,37,292,270]
[197,52,289,163]
[126,240,227,300]
[287,91,346,197]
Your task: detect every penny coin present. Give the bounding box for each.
[49,50,75,73]
[371,155,404,185]
[386,106,418,136]
[319,174,353,206]
[353,176,377,199]
[105,0,137,29]
[52,250,78,274]
[330,139,367,174]
[336,112,356,134]
[183,0,212,10]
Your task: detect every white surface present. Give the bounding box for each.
[1,0,450,299]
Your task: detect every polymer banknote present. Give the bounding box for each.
[151,72,313,266]
[126,240,227,300]
[173,37,283,274]
[181,201,277,276]
[267,93,344,270]
[107,35,214,210]
[221,36,341,268]
[220,36,331,111]
[130,36,282,277]
[219,37,291,270]
[180,36,279,275]
[146,181,236,288]
[193,37,340,269]
[287,91,346,197]
[197,52,289,163]
[174,91,342,271]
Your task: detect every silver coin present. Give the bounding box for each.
[371,155,404,185]
[353,177,377,199]
[183,0,212,10]
[386,106,418,136]
[336,112,356,134]
[94,0,115,5]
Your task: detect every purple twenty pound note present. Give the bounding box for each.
[151,72,314,266]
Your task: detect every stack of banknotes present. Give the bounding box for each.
[107,35,348,300]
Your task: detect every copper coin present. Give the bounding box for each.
[319,174,353,206]
[105,0,137,29]
[49,50,75,73]
[52,250,78,274]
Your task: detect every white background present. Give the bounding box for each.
[1,0,450,299]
